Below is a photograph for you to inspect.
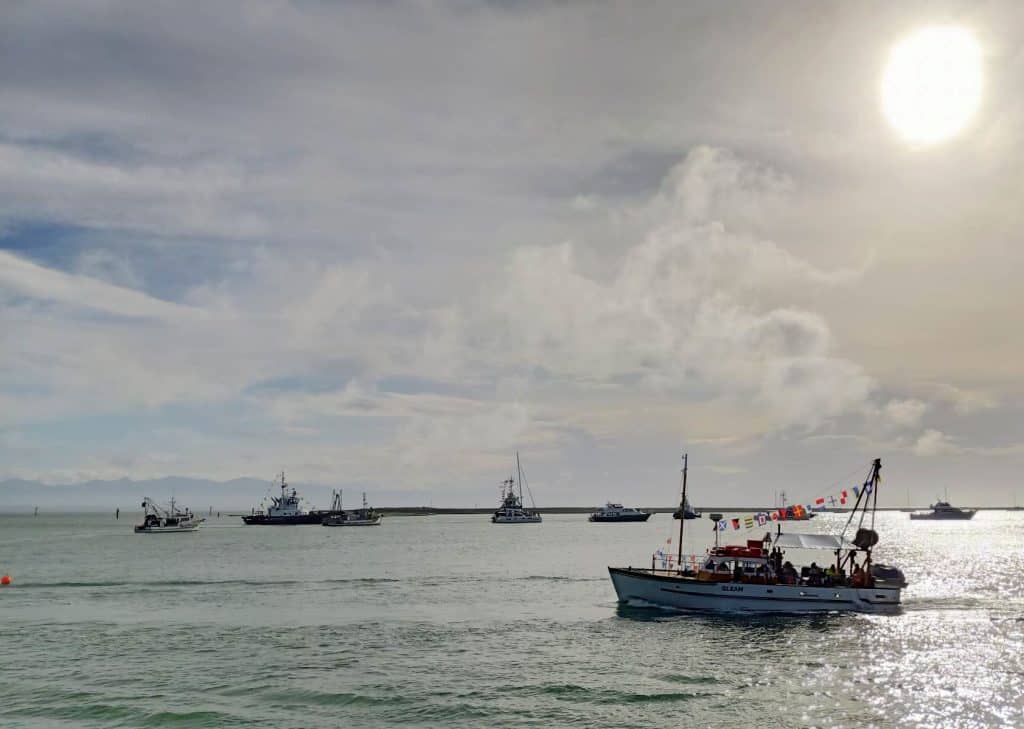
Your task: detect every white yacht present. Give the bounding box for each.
[608,458,906,614]
[134,497,204,533]
[910,500,976,520]
[590,503,651,522]
[492,453,541,523]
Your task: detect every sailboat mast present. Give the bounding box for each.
[516,451,523,502]
[677,453,688,568]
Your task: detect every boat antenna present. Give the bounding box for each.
[677,453,688,568]
[519,455,538,509]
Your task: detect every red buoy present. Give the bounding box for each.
[1,575,10,586]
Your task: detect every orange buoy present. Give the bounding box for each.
[1,575,10,586]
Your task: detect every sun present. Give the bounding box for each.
[881,26,982,145]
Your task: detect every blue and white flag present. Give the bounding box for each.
[717,519,728,531]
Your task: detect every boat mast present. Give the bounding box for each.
[516,451,523,504]
[677,453,688,568]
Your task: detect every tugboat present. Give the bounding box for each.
[909,500,976,520]
[607,458,906,613]
[492,453,542,523]
[241,472,345,525]
[322,491,383,527]
[590,503,651,522]
[135,497,204,533]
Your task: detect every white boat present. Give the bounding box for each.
[492,453,541,523]
[909,500,976,520]
[322,491,383,527]
[134,497,204,533]
[590,503,651,522]
[608,458,906,614]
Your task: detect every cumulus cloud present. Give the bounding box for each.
[912,429,959,456]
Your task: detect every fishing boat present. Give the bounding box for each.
[322,491,383,526]
[492,453,542,523]
[909,500,976,520]
[241,472,345,525]
[608,458,906,614]
[134,497,204,533]
[776,490,815,520]
[589,503,651,522]
[668,455,700,519]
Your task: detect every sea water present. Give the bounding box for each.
[0,511,1021,728]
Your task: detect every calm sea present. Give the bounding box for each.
[0,511,1021,728]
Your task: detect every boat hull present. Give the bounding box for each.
[909,511,975,520]
[590,513,651,522]
[134,525,200,533]
[492,515,542,523]
[322,517,382,527]
[608,567,901,614]
[241,510,343,525]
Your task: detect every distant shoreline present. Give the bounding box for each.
[4,506,1021,516]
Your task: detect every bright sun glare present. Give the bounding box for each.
[882,26,982,145]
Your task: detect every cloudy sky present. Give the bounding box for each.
[2,1,1023,506]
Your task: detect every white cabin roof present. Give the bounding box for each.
[774,533,854,550]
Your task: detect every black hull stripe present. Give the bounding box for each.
[657,586,856,605]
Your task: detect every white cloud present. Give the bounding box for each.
[883,398,929,428]
[912,429,958,456]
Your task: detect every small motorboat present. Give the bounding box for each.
[909,500,976,520]
[322,492,382,526]
[134,497,204,533]
[590,503,651,522]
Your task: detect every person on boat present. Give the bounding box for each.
[780,561,797,584]
[851,564,867,587]
[825,564,839,586]
[808,562,823,586]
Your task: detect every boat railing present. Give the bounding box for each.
[650,552,704,574]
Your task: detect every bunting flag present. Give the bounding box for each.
[815,497,826,506]
[853,486,860,497]
[827,495,838,507]
[757,512,768,526]
[743,516,754,529]
[717,520,728,531]
[792,504,806,519]
[731,518,741,530]
[770,510,779,521]
[840,490,848,505]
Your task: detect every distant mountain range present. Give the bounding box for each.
[0,476,389,512]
